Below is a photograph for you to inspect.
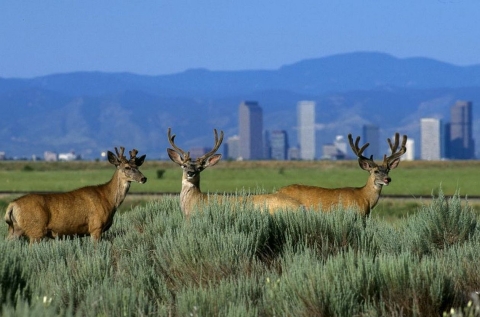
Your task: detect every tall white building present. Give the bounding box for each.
[421,118,442,160]
[404,139,415,161]
[297,101,316,160]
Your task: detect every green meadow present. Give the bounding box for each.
[1,160,480,221]
[1,160,479,195]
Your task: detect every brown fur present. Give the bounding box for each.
[278,180,383,217]
[277,133,407,217]
[4,147,146,243]
[167,128,303,217]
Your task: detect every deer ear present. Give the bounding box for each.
[107,151,120,166]
[205,154,222,168]
[358,159,375,171]
[135,154,146,167]
[167,148,183,165]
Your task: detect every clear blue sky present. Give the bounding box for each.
[1,0,479,78]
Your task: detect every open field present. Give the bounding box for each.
[1,160,480,221]
[1,159,480,195]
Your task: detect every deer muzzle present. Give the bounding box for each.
[383,177,391,185]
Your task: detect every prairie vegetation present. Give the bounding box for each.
[1,160,480,315]
[1,193,479,316]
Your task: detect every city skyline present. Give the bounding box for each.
[231,100,475,161]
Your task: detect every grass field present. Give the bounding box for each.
[1,159,480,194]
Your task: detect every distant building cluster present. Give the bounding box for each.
[223,100,318,161]
[219,99,475,162]
[0,100,475,162]
[420,101,475,160]
[44,151,80,162]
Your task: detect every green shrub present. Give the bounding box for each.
[402,190,478,256]
[1,194,479,316]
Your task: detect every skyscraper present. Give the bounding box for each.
[449,101,475,159]
[239,101,263,160]
[297,101,315,160]
[421,118,442,160]
[225,135,240,160]
[270,130,289,160]
[362,124,380,159]
[404,139,415,161]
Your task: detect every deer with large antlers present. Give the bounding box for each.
[277,133,407,216]
[4,147,147,243]
[167,128,303,216]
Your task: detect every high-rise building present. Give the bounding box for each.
[263,130,271,160]
[449,101,475,159]
[225,135,240,160]
[362,124,380,159]
[297,101,316,160]
[239,101,263,160]
[334,135,347,159]
[270,130,289,160]
[404,139,415,161]
[421,118,442,160]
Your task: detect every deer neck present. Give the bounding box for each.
[105,170,131,209]
[360,173,384,209]
[180,173,205,215]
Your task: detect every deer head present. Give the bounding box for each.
[107,146,147,184]
[349,132,407,187]
[167,128,224,185]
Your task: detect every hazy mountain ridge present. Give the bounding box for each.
[1,52,479,159]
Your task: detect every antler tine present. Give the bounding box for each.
[115,146,126,159]
[167,127,188,156]
[384,133,408,165]
[198,129,224,161]
[388,133,400,153]
[129,149,138,159]
[348,134,371,160]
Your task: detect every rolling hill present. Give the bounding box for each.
[1,51,479,159]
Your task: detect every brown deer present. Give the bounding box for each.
[167,128,303,216]
[4,147,147,243]
[277,133,407,216]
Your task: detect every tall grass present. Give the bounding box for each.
[1,191,480,316]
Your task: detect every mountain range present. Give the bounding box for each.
[1,51,479,160]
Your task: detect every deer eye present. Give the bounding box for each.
[125,166,132,170]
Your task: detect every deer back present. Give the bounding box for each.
[277,133,407,216]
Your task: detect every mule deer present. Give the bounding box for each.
[167,128,303,216]
[277,133,407,216]
[4,147,147,243]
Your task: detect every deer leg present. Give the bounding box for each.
[25,225,48,244]
[90,229,102,242]
[7,224,25,239]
